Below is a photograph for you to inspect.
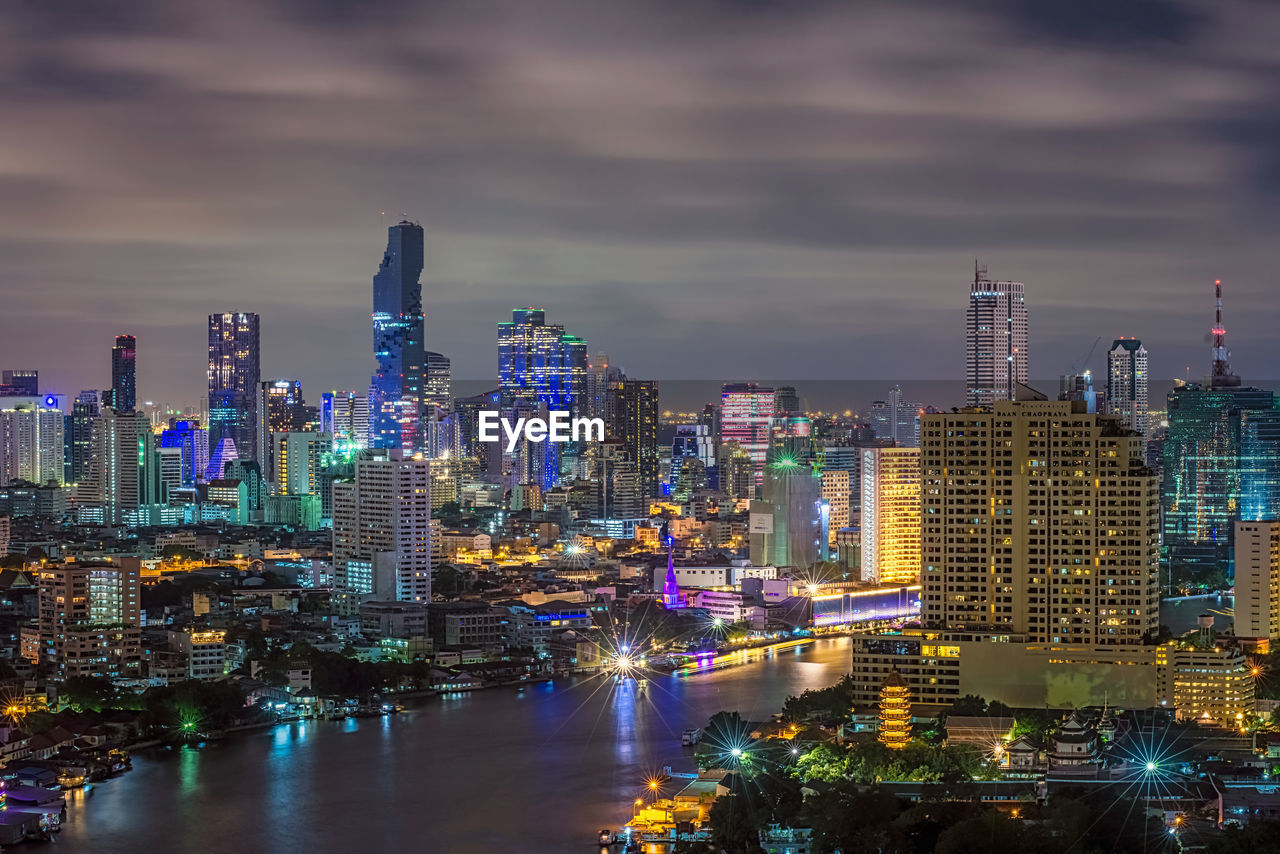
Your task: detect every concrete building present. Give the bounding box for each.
[966,266,1028,407]
[749,456,826,570]
[1234,520,1280,648]
[720,384,775,485]
[820,469,850,550]
[506,601,591,653]
[168,630,227,680]
[426,602,503,647]
[860,447,920,585]
[360,601,430,639]
[332,453,433,614]
[35,560,141,679]
[82,408,165,526]
[1157,638,1254,726]
[274,431,333,497]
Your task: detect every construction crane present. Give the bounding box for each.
[1071,336,1103,376]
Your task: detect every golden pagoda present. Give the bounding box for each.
[877,670,911,749]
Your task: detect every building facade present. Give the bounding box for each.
[860,447,920,585]
[1107,338,1148,435]
[965,267,1029,407]
[208,312,261,464]
[369,221,427,454]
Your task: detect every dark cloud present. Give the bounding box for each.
[1,0,1279,408]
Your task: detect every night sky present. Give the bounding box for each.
[3,0,1279,405]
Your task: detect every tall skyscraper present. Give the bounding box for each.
[1107,338,1149,434]
[68,391,100,484]
[275,431,333,497]
[107,334,137,413]
[860,447,920,585]
[720,383,775,486]
[609,379,659,498]
[966,265,1028,407]
[160,419,209,487]
[332,452,433,613]
[425,351,451,412]
[671,424,715,493]
[258,379,306,481]
[369,221,427,454]
[322,390,371,451]
[498,308,587,412]
[920,400,1158,645]
[820,469,850,549]
[0,398,65,486]
[208,312,261,464]
[1162,283,1280,576]
[84,408,165,526]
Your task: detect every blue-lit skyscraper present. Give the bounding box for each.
[1162,282,1280,577]
[498,308,587,412]
[160,420,210,487]
[369,221,427,454]
[208,312,261,464]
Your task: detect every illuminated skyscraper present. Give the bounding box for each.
[425,351,451,412]
[68,391,100,484]
[84,408,165,526]
[966,265,1028,407]
[106,335,136,413]
[498,308,587,412]
[860,447,920,585]
[609,379,659,498]
[0,398,65,486]
[258,379,306,481]
[208,312,261,464]
[0,370,37,396]
[370,221,427,454]
[671,424,715,493]
[720,383,775,486]
[1162,283,1280,576]
[1107,339,1149,434]
[160,420,209,487]
[321,390,370,450]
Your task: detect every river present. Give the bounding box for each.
[54,637,854,853]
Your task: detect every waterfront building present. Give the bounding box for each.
[1107,338,1149,434]
[0,398,65,486]
[720,383,775,486]
[497,308,587,413]
[332,452,433,614]
[106,334,137,413]
[83,408,165,526]
[34,559,141,680]
[369,221,428,454]
[505,600,592,653]
[920,400,1157,644]
[68,391,100,485]
[749,453,826,570]
[609,379,659,498]
[869,385,919,447]
[208,312,261,464]
[1234,520,1280,648]
[966,265,1028,407]
[425,351,451,412]
[1162,284,1280,577]
[860,447,920,585]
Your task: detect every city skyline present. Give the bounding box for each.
[5,1,1280,403]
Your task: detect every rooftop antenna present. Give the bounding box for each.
[1209,279,1241,388]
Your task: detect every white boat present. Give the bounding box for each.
[681,727,702,746]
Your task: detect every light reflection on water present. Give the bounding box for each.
[56,637,853,854]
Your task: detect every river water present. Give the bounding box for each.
[55,637,853,853]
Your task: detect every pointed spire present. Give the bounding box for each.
[662,537,681,608]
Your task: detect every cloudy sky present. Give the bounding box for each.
[2,0,1279,406]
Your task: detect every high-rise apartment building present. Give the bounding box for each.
[716,441,754,503]
[1234,520,1280,647]
[107,334,137,413]
[720,383,775,486]
[258,379,307,481]
[920,400,1158,645]
[749,455,827,569]
[966,266,1028,407]
[860,447,920,585]
[275,431,333,497]
[321,390,371,450]
[1107,338,1148,435]
[332,453,433,613]
[0,399,65,486]
[370,221,427,453]
[609,379,659,498]
[208,312,261,464]
[35,560,141,679]
[498,308,587,412]
[671,425,715,494]
[820,469,850,548]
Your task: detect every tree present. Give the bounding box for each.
[59,676,118,712]
[1206,818,1280,853]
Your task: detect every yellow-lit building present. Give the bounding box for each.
[878,670,912,748]
[860,447,920,585]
